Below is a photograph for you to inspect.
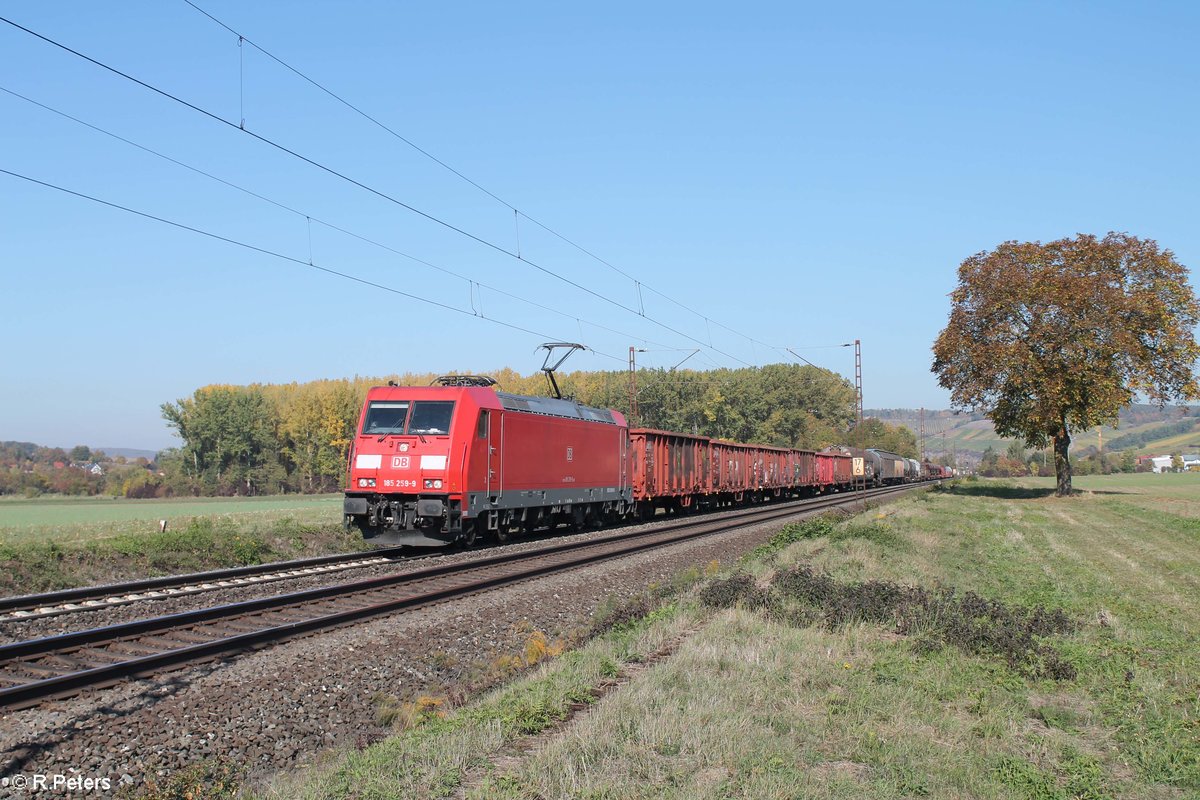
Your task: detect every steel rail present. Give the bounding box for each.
[0,546,410,618]
[0,484,921,709]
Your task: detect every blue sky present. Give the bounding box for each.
[2,1,1197,451]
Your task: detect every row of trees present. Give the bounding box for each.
[974,439,1200,478]
[0,442,155,497]
[156,364,918,496]
[1104,418,1198,451]
[975,442,1149,478]
[160,380,363,496]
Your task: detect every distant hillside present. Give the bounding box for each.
[0,442,159,462]
[1129,424,1200,457]
[867,405,1196,464]
[94,447,160,461]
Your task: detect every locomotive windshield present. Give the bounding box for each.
[408,401,455,435]
[363,401,410,435]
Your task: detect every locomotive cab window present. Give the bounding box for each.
[476,410,489,438]
[409,401,455,435]
[363,401,410,435]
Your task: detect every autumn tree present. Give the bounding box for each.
[277,380,362,492]
[848,417,920,459]
[162,386,285,495]
[932,233,1200,496]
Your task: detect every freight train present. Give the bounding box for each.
[343,377,940,547]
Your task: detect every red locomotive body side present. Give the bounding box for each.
[344,385,630,546]
[492,403,627,502]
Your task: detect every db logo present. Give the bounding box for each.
[392,456,410,469]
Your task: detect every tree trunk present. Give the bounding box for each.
[1053,426,1072,496]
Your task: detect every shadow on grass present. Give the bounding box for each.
[942,483,1129,500]
[944,484,1057,500]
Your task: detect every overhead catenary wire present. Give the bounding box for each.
[178,1,797,361]
[1,12,756,368]
[0,166,630,365]
[0,84,677,355]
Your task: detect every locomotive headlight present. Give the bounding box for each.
[358,478,376,488]
[434,479,443,489]
[423,478,444,489]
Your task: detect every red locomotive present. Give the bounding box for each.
[343,377,627,546]
[343,376,925,547]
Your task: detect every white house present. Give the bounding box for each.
[1149,456,1174,473]
[1149,454,1200,473]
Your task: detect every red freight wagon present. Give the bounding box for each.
[758,446,793,492]
[816,450,853,490]
[792,449,819,491]
[711,440,754,497]
[344,382,630,546]
[629,429,709,512]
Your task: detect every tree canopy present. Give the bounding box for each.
[932,232,1200,495]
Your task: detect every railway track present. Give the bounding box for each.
[0,546,413,623]
[0,484,920,710]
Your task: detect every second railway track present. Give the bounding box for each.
[0,546,412,623]
[0,484,920,710]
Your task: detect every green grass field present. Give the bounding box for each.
[0,494,357,594]
[264,473,1200,799]
[0,494,342,545]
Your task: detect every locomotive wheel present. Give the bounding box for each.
[461,523,477,548]
[493,527,510,544]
